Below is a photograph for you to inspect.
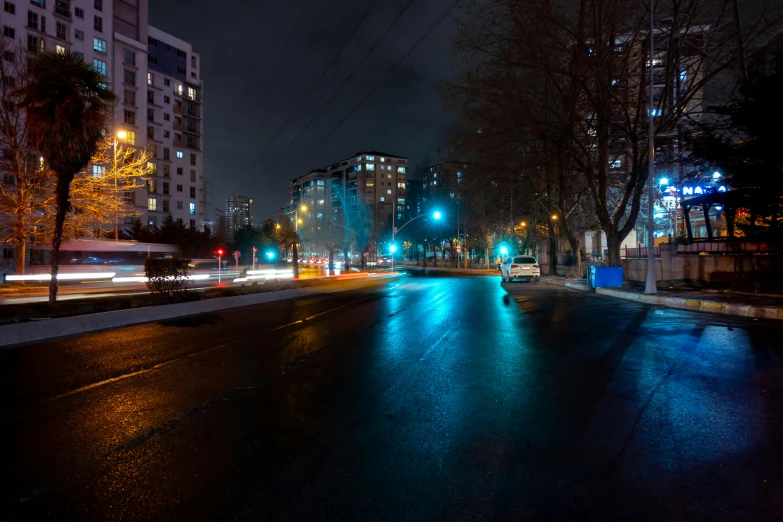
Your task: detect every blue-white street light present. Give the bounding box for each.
[659,177,669,185]
[433,211,442,220]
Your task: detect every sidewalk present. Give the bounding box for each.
[542,277,783,320]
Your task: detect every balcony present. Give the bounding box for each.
[173,122,184,131]
[54,1,71,19]
[173,105,185,114]
[174,139,184,147]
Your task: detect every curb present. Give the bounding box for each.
[540,278,591,292]
[594,288,783,320]
[0,283,375,349]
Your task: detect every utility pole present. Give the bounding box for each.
[645,0,658,295]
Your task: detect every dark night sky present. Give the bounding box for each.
[149,0,460,221]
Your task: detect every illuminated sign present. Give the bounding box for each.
[682,185,726,196]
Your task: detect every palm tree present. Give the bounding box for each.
[17,52,115,303]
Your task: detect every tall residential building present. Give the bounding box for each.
[288,151,409,253]
[0,0,205,234]
[417,162,466,208]
[145,25,204,231]
[225,194,254,237]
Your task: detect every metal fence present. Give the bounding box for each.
[621,247,660,259]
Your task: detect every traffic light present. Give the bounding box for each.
[217,248,224,256]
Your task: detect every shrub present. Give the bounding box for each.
[144,257,191,294]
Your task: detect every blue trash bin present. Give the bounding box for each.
[588,266,623,289]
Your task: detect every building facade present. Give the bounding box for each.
[225,194,253,237]
[145,25,205,230]
[0,0,205,234]
[288,151,409,254]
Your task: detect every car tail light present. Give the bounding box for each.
[511,264,519,268]
[532,264,539,268]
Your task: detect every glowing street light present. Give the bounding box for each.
[499,245,508,256]
[521,221,526,227]
[433,211,442,220]
[551,214,558,221]
[116,130,127,140]
[266,251,275,260]
[659,177,669,185]
[389,244,397,253]
[300,204,308,212]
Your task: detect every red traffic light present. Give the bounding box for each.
[217,249,224,256]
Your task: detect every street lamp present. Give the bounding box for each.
[392,210,442,267]
[113,130,128,241]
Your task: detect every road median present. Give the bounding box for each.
[0,276,394,348]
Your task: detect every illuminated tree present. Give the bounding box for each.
[67,137,152,238]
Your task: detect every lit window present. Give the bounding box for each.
[93,59,106,76]
[457,171,462,177]
[317,180,324,186]
[397,198,405,204]
[93,37,107,53]
[387,189,391,195]
[55,45,65,55]
[92,165,105,178]
[366,164,375,171]
[379,197,385,202]
[380,157,385,162]
[318,199,324,206]
[148,72,153,86]
[175,83,184,96]
[189,202,196,215]
[124,131,135,145]
[148,198,157,211]
[176,151,183,159]
[365,155,375,161]
[649,108,662,117]
[397,167,406,173]
[187,87,196,100]
[433,173,437,178]
[397,182,405,189]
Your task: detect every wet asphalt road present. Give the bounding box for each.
[1,272,782,521]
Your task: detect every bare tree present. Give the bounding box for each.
[443,0,781,265]
[0,42,54,274]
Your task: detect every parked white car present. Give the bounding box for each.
[501,255,541,283]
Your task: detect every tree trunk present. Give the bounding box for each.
[343,246,349,270]
[605,228,621,266]
[292,242,299,279]
[433,243,437,267]
[49,178,71,304]
[328,249,334,274]
[14,213,25,275]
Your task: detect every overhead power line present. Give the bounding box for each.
[296,0,464,164]
[253,5,310,134]
[251,0,385,167]
[259,0,421,173]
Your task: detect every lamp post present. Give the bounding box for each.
[113,130,127,241]
[392,210,442,268]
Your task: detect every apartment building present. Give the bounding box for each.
[0,0,205,233]
[225,194,253,237]
[145,25,205,230]
[288,151,409,253]
[417,162,465,209]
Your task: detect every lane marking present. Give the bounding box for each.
[37,291,385,404]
